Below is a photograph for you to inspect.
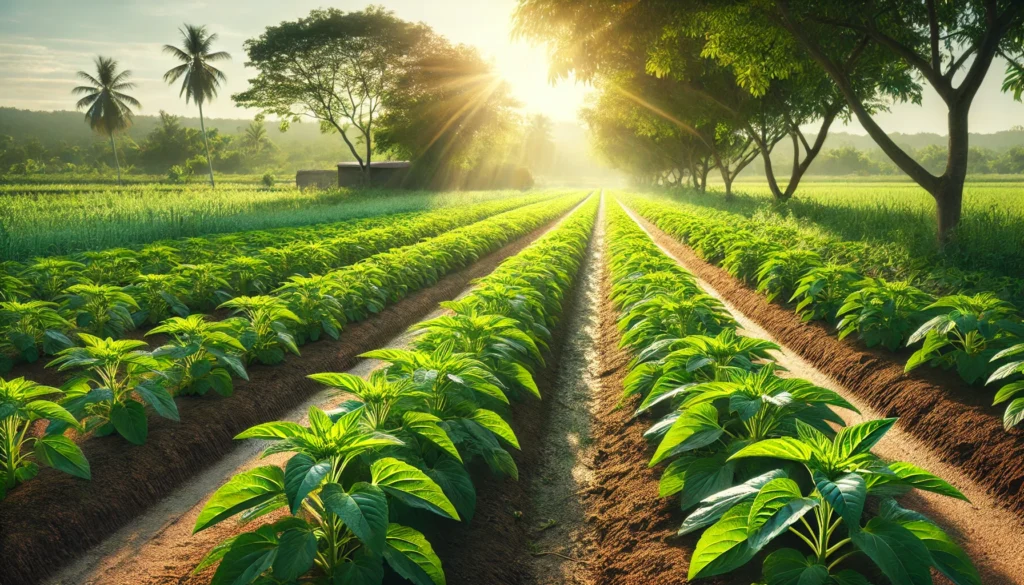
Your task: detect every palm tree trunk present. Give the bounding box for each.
[198,101,215,188]
[109,132,122,187]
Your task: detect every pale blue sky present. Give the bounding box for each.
[1,0,1022,134]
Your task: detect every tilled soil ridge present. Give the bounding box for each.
[625,204,1024,518]
[0,215,569,585]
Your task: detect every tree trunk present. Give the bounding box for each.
[109,132,122,187]
[698,162,709,192]
[364,113,373,187]
[198,101,215,188]
[935,105,970,245]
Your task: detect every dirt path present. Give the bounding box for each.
[621,202,1024,585]
[3,207,578,585]
[41,198,595,585]
[519,197,604,585]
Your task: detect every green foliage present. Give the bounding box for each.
[837,278,933,351]
[148,315,248,397]
[756,250,822,303]
[906,293,1020,384]
[48,334,177,445]
[219,295,301,366]
[790,264,862,323]
[60,283,139,338]
[0,301,74,372]
[0,377,89,499]
[605,196,977,585]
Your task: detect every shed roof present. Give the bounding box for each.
[337,161,410,169]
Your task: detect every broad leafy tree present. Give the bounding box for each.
[163,24,230,188]
[72,56,140,186]
[234,7,426,183]
[375,37,522,188]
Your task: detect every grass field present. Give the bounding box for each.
[677,178,1024,281]
[0,185,527,260]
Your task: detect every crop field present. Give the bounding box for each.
[2,186,1024,585]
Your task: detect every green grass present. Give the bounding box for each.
[0,185,533,261]
[668,179,1024,281]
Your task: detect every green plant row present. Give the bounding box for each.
[0,194,554,372]
[0,185,538,261]
[188,196,598,584]
[605,200,978,585]
[0,193,586,500]
[622,193,1024,431]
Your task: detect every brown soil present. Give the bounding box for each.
[625,206,1024,518]
[0,214,569,585]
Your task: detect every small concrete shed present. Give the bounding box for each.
[337,161,410,187]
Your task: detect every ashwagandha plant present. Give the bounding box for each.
[138,243,181,274]
[790,264,862,323]
[261,241,338,279]
[21,258,86,300]
[618,290,736,350]
[80,248,140,285]
[986,339,1024,429]
[309,371,477,520]
[0,300,74,372]
[328,264,390,323]
[0,377,90,499]
[625,329,781,410]
[275,275,346,345]
[59,283,139,338]
[192,406,457,585]
[173,263,232,311]
[219,295,301,365]
[48,334,179,444]
[148,315,248,397]
[647,366,856,508]
[364,343,523,479]
[837,278,933,351]
[412,310,544,400]
[1,272,30,302]
[905,292,1021,384]
[723,238,782,284]
[686,418,979,585]
[223,256,275,296]
[126,273,190,326]
[756,249,823,303]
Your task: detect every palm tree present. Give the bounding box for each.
[72,56,140,186]
[163,24,230,188]
[243,119,269,155]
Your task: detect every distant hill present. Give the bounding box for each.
[0,107,345,153]
[814,129,1024,152]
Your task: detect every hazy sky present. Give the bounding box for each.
[1,0,1022,135]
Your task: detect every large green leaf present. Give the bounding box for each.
[23,400,78,427]
[468,409,519,450]
[371,457,459,520]
[34,434,90,479]
[383,524,446,585]
[680,469,786,536]
[284,453,332,514]
[814,472,866,527]
[135,380,180,421]
[272,526,317,581]
[834,418,897,460]
[235,421,306,440]
[321,482,388,555]
[650,403,723,466]
[110,399,148,445]
[887,462,968,501]
[850,517,932,585]
[688,501,757,579]
[747,478,803,533]
[902,520,981,585]
[333,548,385,585]
[728,437,811,463]
[762,548,829,585]
[194,466,286,533]
[404,412,462,462]
[424,457,477,522]
[210,527,278,585]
